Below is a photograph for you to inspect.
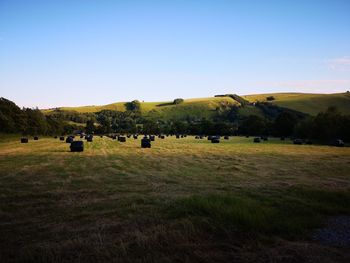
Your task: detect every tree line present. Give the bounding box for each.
[1,97,349,142]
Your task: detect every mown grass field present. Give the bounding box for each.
[0,136,349,262]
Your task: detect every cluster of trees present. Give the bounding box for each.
[294,107,350,141]
[0,97,84,135]
[1,97,349,142]
[237,107,350,142]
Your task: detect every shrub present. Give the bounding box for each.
[173,98,184,105]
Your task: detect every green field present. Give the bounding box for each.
[0,136,349,262]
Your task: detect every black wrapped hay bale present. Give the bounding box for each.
[119,136,126,142]
[293,139,303,145]
[150,135,155,141]
[21,137,28,143]
[70,141,84,152]
[331,139,344,147]
[54,136,58,139]
[34,136,39,140]
[304,139,313,145]
[195,136,199,139]
[60,136,65,141]
[176,134,180,139]
[224,136,229,140]
[253,137,261,143]
[211,137,220,143]
[141,137,151,148]
[160,135,165,139]
[133,135,138,139]
[66,136,74,143]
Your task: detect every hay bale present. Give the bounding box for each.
[293,139,303,145]
[253,137,261,143]
[133,135,138,139]
[127,135,131,138]
[54,136,58,139]
[141,137,151,148]
[21,137,28,143]
[70,141,84,152]
[195,136,199,139]
[176,135,180,139]
[150,135,155,141]
[304,139,313,145]
[331,139,344,147]
[160,135,165,139]
[100,135,103,138]
[119,136,126,142]
[211,136,220,143]
[60,136,65,141]
[34,136,39,140]
[66,136,74,143]
[224,136,229,140]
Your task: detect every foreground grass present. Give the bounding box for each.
[0,136,349,262]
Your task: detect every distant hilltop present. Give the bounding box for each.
[42,92,350,118]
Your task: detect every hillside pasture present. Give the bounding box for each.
[0,136,349,262]
[243,92,350,115]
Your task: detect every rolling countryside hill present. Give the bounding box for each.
[243,92,350,115]
[43,92,350,118]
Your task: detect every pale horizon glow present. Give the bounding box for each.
[1,0,350,108]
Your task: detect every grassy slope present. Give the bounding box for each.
[42,93,350,118]
[0,136,349,262]
[45,97,240,119]
[243,92,350,115]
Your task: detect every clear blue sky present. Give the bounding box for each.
[1,0,350,108]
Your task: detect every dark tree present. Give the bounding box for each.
[273,112,297,136]
[86,120,95,134]
[173,98,184,105]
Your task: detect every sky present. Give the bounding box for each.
[0,0,350,108]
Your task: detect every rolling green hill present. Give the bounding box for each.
[43,92,350,118]
[44,97,241,120]
[243,92,350,115]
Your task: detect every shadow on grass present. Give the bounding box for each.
[166,187,350,239]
